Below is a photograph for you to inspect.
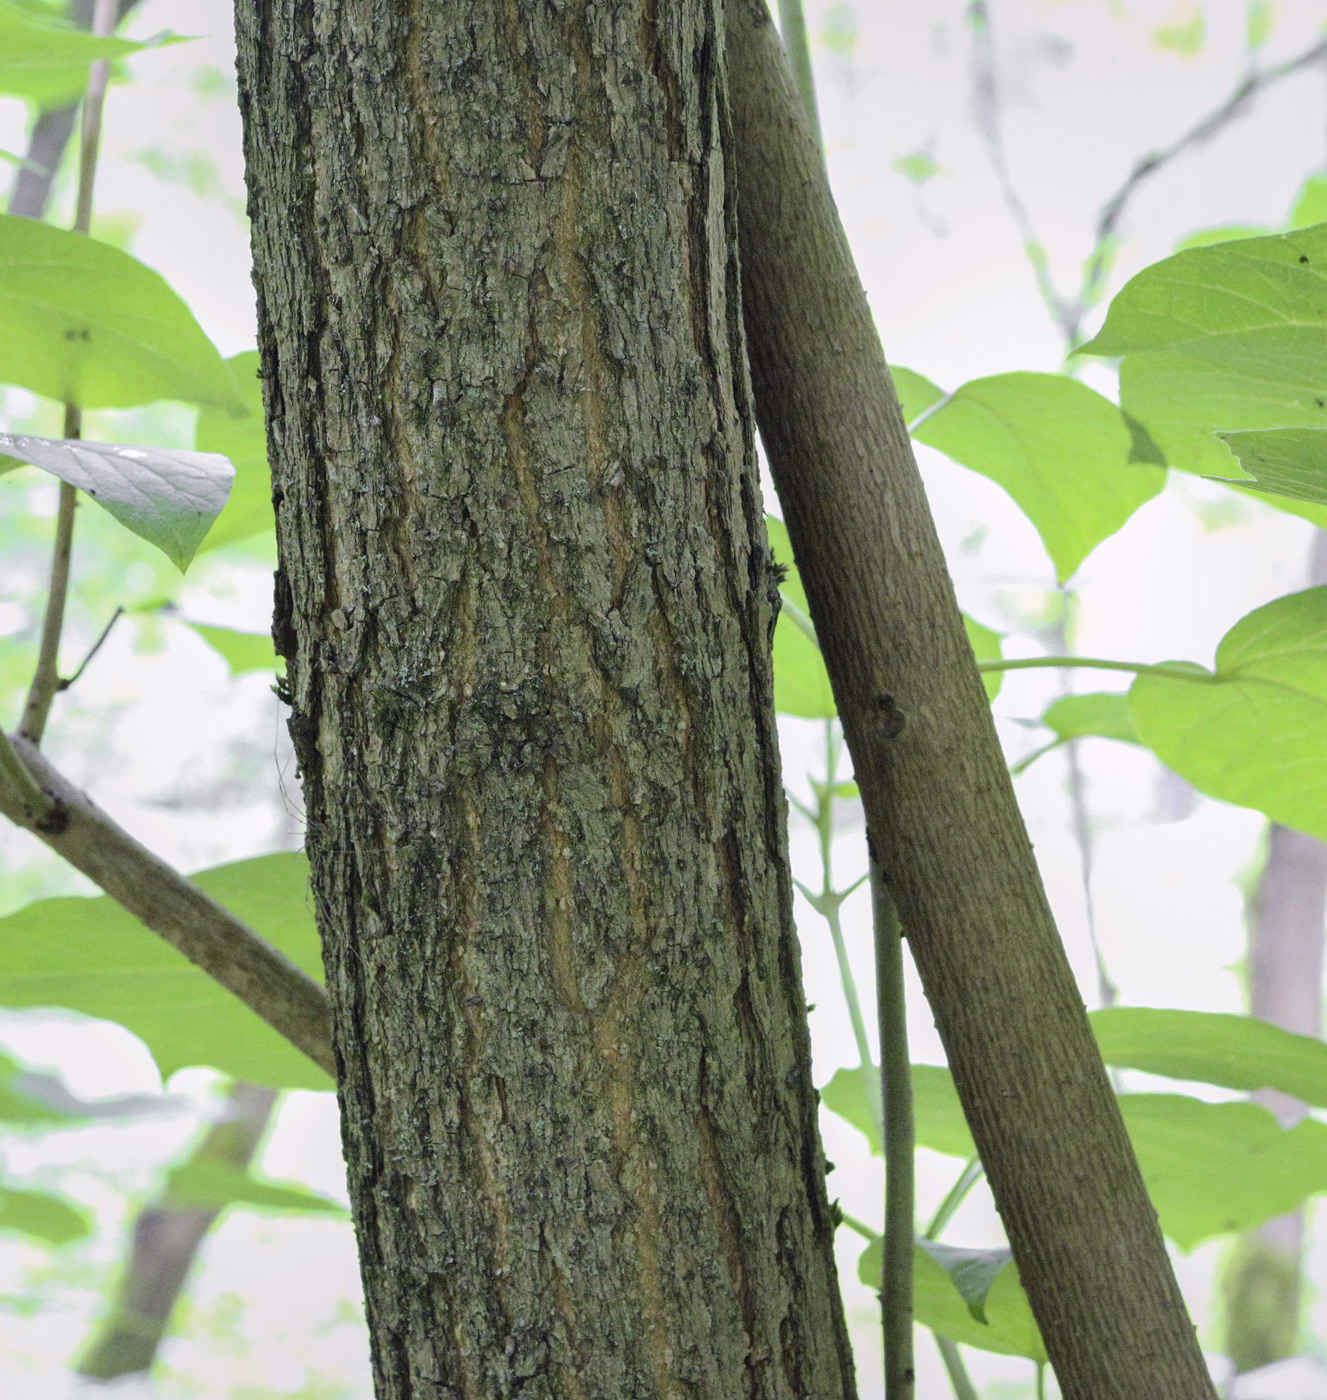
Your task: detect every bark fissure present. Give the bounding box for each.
[234,2,855,1395]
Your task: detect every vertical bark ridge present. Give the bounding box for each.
[233,2,856,1396]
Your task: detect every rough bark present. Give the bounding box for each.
[725,5,1214,1397]
[233,4,855,1398]
[76,1082,278,1381]
[1224,536,1327,1373]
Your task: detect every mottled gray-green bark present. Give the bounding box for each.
[233,4,855,1398]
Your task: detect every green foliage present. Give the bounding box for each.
[186,622,279,677]
[0,1,156,106]
[910,372,1164,582]
[857,1235,1046,1361]
[1151,6,1205,56]
[0,433,233,571]
[1092,1007,1327,1105]
[0,1183,90,1245]
[1129,587,1327,841]
[163,1159,344,1216]
[0,854,330,1091]
[0,214,242,413]
[195,351,275,554]
[1041,692,1137,746]
[1081,224,1327,489]
[1213,426,1327,509]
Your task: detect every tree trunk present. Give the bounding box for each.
[76,1082,278,1382]
[232,5,856,1398]
[724,5,1215,1396]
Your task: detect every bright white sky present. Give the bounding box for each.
[4,2,1327,1397]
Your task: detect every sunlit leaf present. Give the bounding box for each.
[891,364,945,426]
[856,1236,1045,1361]
[822,1062,974,1159]
[0,1184,90,1246]
[163,1159,344,1215]
[1128,587,1327,840]
[0,853,330,1091]
[1091,1007,1327,1108]
[0,214,243,412]
[195,350,274,553]
[0,432,232,571]
[0,4,151,106]
[911,372,1164,582]
[1080,225,1327,493]
[186,622,278,677]
[1212,426,1327,508]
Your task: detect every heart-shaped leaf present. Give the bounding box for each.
[1080,225,1327,501]
[1128,586,1327,840]
[0,853,329,1091]
[186,623,279,676]
[0,432,233,571]
[911,372,1164,582]
[0,214,243,412]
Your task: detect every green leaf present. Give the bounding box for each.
[0,4,150,106]
[891,365,946,426]
[0,1184,90,1246]
[857,1237,1045,1361]
[1081,225,1327,486]
[766,515,1002,714]
[1124,1095,1327,1251]
[1042,692,1138,746]
[163,1159,344,1215]
[1290,175,1327,231]
[1152,8,1204,56]
[0,853,330,1091]
[1091,1007,1327,1108]
[1128,586,1327,840]
[0,214,243,413]
[1212,426,1327,508]
[195,351,274,553]
[823,1063,975,1160]
[186,622,278,677]
[1246,0,1274,49]
[0,432,233,571]
[919,1237,1012,1325]
[911,372,1164,583]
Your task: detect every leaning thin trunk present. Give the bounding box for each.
[1223,534,1327,1373]
[76,1082,278,1381]
[233,4,856,1398]
[725,4,1214,1396]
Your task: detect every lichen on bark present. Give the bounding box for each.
[233,2,856,1396]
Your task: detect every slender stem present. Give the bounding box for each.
[874,868,914,1400]
[976,655,1210,681]
[838,1210,880,1243]
[936,1337,982,1400]
[0,730,56,826]
[776,0,824,155]
[73,0,119,236]
[1036,1360,1047,1400]
[17,0,117,745]
[925,1156,985,1242]
[19,479,77,743]
[60,605,124,692]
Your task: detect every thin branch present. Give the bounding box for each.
[977,655,1210,681]
[936,1337,982,1400]
[924,1156,985,1241]
[59,605,123,692]
[18,479,77,743]
[0,732,335,1077]
[73,0,119,235]
[0,730,57,827]
[873,869,914,1400]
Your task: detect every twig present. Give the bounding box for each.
[925,1156,985,1242]
[0,731,335,1076]
[0,730,57,827]
[18,479,77,743]
[936,1337,982,1400]
[873,868,914,1400]
[74,0,119,236]
[58,605,124,692]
